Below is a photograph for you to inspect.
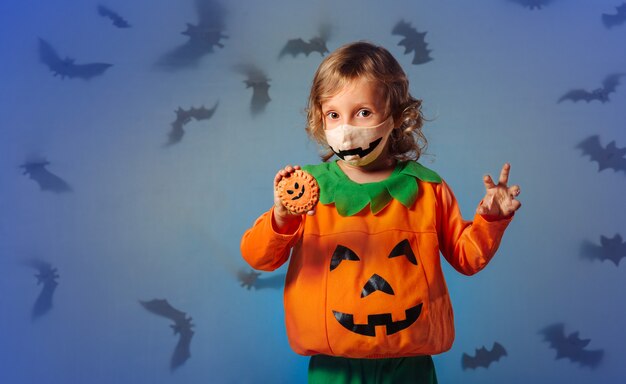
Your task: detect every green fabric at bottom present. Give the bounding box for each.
[308,354,438,384]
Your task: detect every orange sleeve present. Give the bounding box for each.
[436,181,513,275]
[240,207,304,271]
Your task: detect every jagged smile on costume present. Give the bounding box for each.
[333,303,423,337]
[330,137,382,160]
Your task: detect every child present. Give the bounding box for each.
[240,41,521,383]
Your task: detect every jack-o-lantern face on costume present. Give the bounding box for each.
[276,170,319,214]
[328,239,423,337]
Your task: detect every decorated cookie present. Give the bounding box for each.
[276,170,319,214]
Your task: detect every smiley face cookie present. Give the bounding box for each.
[276,170,319,214]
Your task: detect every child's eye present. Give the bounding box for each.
[357,109,372,118]
[326,112,339,120]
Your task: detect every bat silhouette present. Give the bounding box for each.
[576,135,626,174]
[23,259,59,320]
[558,74,623,103]
[540,323,603,368]
[509,0,552,10]
[237,269,285,290]
[235,64,271,116]
[238,269,261,289]
[38,38,112,80]
[165,103,218,146]
[140,299,194,371]
[391,20,433,65]
[461,342,507,370]
[97,4,131,28]
[156,0,227,70]
[602,3,626,29]
[279,24,331,58]
[581,233,626,266]
[20,159,72,193]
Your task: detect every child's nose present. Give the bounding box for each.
[342,117,356,126]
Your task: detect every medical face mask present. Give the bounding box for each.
[324,116,395,166]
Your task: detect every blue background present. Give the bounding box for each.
[1,0,625,383]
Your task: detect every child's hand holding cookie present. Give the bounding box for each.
[273,165,318,232]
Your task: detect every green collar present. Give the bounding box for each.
[302,161,442,216]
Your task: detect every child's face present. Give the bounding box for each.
[321,78,388,130]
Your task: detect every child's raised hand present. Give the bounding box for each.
[476,163,521,219]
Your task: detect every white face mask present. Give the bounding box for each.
[324,116,395,166]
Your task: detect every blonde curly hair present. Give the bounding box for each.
[305,41,427,162]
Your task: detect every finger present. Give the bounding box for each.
[275,165,293,186]
[275,171,288,186]
[288,165,302,174]
[506,199,522,214]
[498,163,511,185]
[274,172,283,186]
[483,175,496,189]
[508,185,521,198]
[275,164,303,187]
[279,166,293,178]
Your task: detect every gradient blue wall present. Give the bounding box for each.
[1,0,625,383]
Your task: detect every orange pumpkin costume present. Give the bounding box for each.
[241,161,512,359]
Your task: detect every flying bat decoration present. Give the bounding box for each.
[461,342,507,370]
[235,64,271,116]
[540,323,604,368]
[602,3,626,29]
[156,0,227,70]
[165,103,218,146]
[23,259,59,320]
[576,135,626,174]
[140,299,194,371]
[558,73,623,103]
[238,269,261,289]
[38,38,112,80]
[237,268,285,290]
[97,4,131,28]
[391,20,433,65]
[279,24,331,58]
[509,0,552,10]
[581,233,626,266]
[20,159,72,193]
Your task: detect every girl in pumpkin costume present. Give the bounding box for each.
[241,42,521,383]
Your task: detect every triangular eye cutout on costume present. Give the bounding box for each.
[388,239,417,265]
[330,245,360,271]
